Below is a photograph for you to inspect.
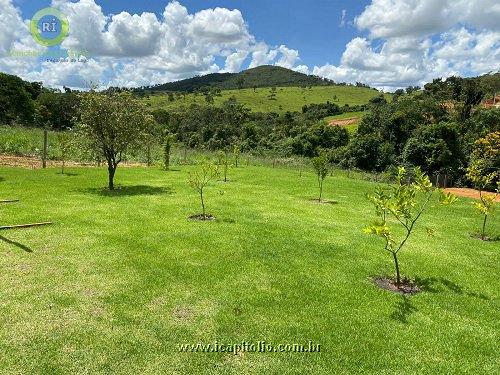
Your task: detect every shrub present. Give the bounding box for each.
[312,153,329,202]
[188,161,220,218]
[365,167,456,285]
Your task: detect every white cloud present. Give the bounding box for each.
[275,45,300,69]
[355,0,500,39]
[0,0,303,88]
[24,57,108,89]
[312,0,500,90]
[222,50,249,73]
[293,65,310,75]
[1,0,498,90]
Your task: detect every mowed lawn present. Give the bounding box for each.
[145,86,386,113]
[0,165,498,374]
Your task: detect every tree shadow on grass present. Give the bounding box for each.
[0,235,33,252]
[57,172,79,177]
[390,277,490,324]
[390,296,418,324]
[414,277,490,300]
[81,185,174,197]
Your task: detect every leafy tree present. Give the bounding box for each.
[402,122,463,178]
[0,73,37,124]
[312,153,329,202]
[467,132,500,239]
[188,161,220,219]
[56,131,73,174]
[365,167,456,285]
[78,92,152,190]
[36,91,80,130]
[459,79,484,121]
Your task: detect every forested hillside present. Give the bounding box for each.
[141,65,337,92]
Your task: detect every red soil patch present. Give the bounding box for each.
[483,96,500,108]
[0,154,144,169]
[0,154,67,169]
[328,117,359,127]
[444,188,500,202]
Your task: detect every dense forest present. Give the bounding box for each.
[0,69,499,187]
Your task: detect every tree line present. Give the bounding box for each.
[0,71,498,190]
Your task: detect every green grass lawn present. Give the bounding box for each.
[145,86,386,113]
[0,165,498,374]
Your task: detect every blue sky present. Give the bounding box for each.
[3,0,499,90]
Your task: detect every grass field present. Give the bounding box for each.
[145,86,386,113]
[0,164,498,373]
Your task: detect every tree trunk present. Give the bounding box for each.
[42,130,48,169]
[108,164,116,190]
[318,178,323,202]
[392,252,401,286]
[61,159,65,175]
[200,189,205,216]
[481,215,487,240]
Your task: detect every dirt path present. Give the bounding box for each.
[328,117,359,127]
[444,188,500,202]
[0,154,144,169]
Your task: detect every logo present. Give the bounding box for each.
[30,7,69,47]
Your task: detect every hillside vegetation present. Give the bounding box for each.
[143,65,335,92]
[145,85,383,113]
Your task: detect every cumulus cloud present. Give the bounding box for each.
[222,50,249,73]
[1,0,498,90]
[0,0,305,89]
[355,0,500,39]
[312,0,500,90]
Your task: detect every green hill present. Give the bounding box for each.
[145,85,385,113]
[144,65,336,92]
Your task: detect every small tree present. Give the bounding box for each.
[467,160,499,240]
[188,161,220,219]
[218,149,230,182]
[78,92,151,190]
[312,154,329,202]
[365,167,456,286]
[57,131,73,174]
[163,132,175,171]
[467,132,499,239]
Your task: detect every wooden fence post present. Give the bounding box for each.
[42,130,48,169]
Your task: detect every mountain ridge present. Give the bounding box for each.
[142,65,336,92]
